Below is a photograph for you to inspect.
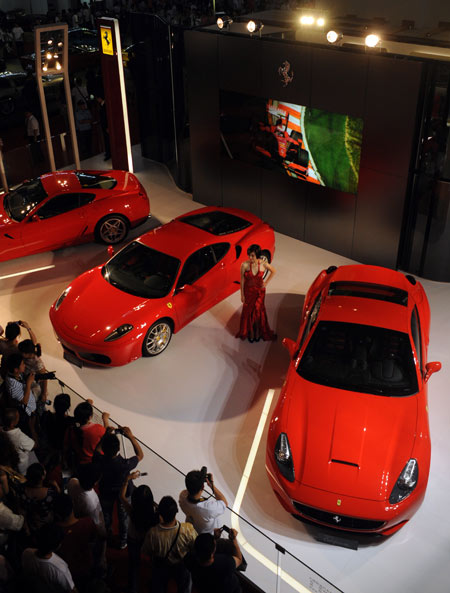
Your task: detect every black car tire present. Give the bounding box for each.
[95,214,129,244]
[142,320,173,357]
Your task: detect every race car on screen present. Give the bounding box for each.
[266,265,441,536]
[0,170,150,262]
[50,207,275,366]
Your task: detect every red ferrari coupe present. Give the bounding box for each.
[0,170,150,262]
[50,206,275,366]
[266,265,441,536]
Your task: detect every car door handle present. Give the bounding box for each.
[4,234,14,239]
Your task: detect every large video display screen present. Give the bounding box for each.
[220,91,364,194]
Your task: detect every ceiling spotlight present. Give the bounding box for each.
[317,17,325,27]
[57,41,63,47]
[326,30,342,43]
[53,54,58,59]
[217,15,233,29]
[47,39,53,45]
[365,33,380,47]
[247,20,264,34]
[56,61,62,70]
[300,15,315,25]
[42,63,48,72]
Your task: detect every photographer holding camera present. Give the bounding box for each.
[186,527,243,593]
[18,339,53,406]
[94,426,143,550]
[179,468,228,535]
[3,353,37,420]
[0,321,37,378]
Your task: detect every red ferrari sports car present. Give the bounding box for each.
[266,265,441,536]
[0,170,150,262]
[49,206,275,366]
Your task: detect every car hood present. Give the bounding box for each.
[285,373,418,501]
[56,266,155,340]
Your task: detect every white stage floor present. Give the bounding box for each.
[1,151,449,593]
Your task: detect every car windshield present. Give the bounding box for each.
[297,321,418,396]
[75,173,117,190]
[102,241,180,299]
[180,211,252,235]
[4,179,48,222]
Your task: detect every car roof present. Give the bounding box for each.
[318,265,414,333]
[137,207,258,258]
[39,171,81,194]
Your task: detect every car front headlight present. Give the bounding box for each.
[54,287,71,311]
[275,432,295,482]
[389,459,418,504]
[104,324,134,342]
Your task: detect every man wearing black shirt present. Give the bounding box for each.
[94,427,143,549]
[187,528,243,593]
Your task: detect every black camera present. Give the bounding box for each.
[115,428,124,435]
[200,466,212,483]
[222,525,231,534]
[35,371,56,381]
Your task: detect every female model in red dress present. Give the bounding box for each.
[236,244,276,342]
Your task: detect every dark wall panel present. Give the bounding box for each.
[186,31,425,271]
[218,36,262,96]
[310,48,368,118]
[261,169,307,240]
[221,159,261,213]
[360,56,423,178]
[185,31,221,206]
[352,168,407,267]
[305,185,355,257]
[261,41,311,106]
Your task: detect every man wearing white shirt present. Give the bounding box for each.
[0,471,24,548]
[67,464,105,534]
[3,408,37,474]
[22,524,77,592]
[179,469,228,535]
[11,23,24,57]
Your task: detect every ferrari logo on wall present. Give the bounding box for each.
[101,26,113,55]
[278,60,294,87]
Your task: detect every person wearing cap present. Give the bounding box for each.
[179,469,228,535]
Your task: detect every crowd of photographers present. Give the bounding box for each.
[0,320,243,593]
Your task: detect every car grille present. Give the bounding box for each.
[79,352,112,365]
[292,501,385,531]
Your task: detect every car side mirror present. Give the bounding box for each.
[174,284,195,295]
[282,338,297,359]
[424,361,441,383]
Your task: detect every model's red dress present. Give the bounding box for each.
[236,263,276,341]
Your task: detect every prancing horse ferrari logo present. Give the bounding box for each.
[167,302,173,309]
[333,515,342,523]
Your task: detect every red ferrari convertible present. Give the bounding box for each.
[50,206,275,366]
[266,265,441,536]
[0,170,150,262]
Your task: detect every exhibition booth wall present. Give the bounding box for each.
[185,31,424,271]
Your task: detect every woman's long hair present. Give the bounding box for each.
[130,485,158,531]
